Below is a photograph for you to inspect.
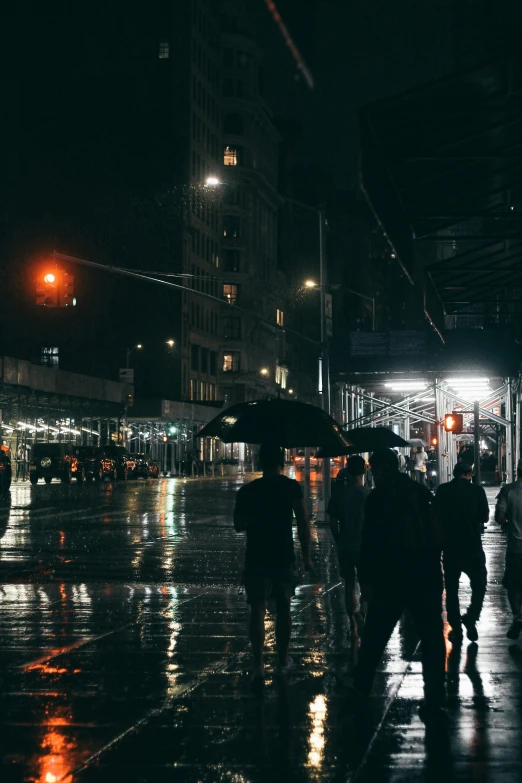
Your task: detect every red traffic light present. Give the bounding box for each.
[444,412,464,434]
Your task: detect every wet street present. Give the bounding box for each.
[1,476,521,782]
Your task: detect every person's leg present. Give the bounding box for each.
[462,552,487,625]
[503,555,522,638]
[409,588,446,708]
[275,595,292,665]
[249,601,267,669]
[443,557,462,635]
[353,592,403,695]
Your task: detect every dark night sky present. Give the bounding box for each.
[253,0,455,187]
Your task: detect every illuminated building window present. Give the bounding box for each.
[41,346,59,368]
[189,379,197,400]
[276,309,284,327]
[159,41,170,59]
[223,284,238,305]
[223,216,240,238]
[208,383,216,400]
[200,381,207,400]
[224,146,238,166]
[223,352,240,372]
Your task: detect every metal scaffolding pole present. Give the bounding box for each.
[516,386,521,473]
[506,378,514,484]
[473,400,481,486]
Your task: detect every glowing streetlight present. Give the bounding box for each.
[260,368,269,376]
[304,279,317,288]
[44,273,56,284]
[136,343,143,350]
[288,388,294,395]
[205,176,221,186]
[166,339,175,347]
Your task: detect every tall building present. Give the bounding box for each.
[218,9,288,403]
[2,1,225,404]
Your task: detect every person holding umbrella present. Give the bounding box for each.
[234,443,312,687]
[328,455,370,636]
[349,448,446,721]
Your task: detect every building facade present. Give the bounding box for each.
[218,17,289,403]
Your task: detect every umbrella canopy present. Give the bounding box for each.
[408,438,428,449]
[196,399,350,450]
[317,426,409,458]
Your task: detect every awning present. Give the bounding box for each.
[360,57,522,332]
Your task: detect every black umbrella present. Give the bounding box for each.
[196,399,350,450]
[316,426,409,458]
[408,438,428,449]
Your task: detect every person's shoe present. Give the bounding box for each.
[461,614,479,642]
[276,655,294,676]
[250,665,265,689]
[506,620,522,640]
[448,626,463,644]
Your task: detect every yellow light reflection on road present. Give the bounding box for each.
[307,694,327,769]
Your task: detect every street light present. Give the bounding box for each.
[126,343,143,369]
[166,339,175,348]
[302,278,376,331]
[44,273,56,284]
[205,176,221,187]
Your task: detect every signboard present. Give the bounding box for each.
[119,368,134,383]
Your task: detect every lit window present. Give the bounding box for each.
[41,346,59,368]
[208,383,216,401]
[223,216,240,238]
[189,379,197,400]
[224,146,238,166]
[275,365,288,389]
[223,352,240,372]
[200,381,207,400]
[276,309,284,327]
[223,284,238,305]
[159,41,169,59]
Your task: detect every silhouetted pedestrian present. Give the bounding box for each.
[413,446,428,484]
[350,448,446,721]
[328,455,370,636]
[435,463,489,643]
[495,460,522,639]
[234,444,312,687]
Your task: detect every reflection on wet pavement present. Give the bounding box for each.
[0,479,520,781]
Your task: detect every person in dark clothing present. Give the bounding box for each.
[328,455,370,635]
[435,463,489,643]
[234,444,311,686]
[351,448,446,720]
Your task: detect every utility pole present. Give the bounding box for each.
[317,209,331,522]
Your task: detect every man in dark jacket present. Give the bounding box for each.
[435,463,489,643]
[352,449,446,719]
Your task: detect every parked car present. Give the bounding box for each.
[77,446,117,482]
[0,450,12,492]
[102,444,131,480]
[128,454,160,479]
[292,450,318,469]
[29,442,82,484]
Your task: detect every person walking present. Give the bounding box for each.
[233,443,312,687]
[328,455,370,636]
[495,460,522,639]
[350,448,446,720]
[413,446,428,485]
[435,463,489,643]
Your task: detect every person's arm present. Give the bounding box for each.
[477,486,490,528]
[294,498,312,571]
[233,490,248,532]
[495,487,509,527]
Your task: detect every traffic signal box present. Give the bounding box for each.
[444,412,464,434]
[36,270,75,307]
